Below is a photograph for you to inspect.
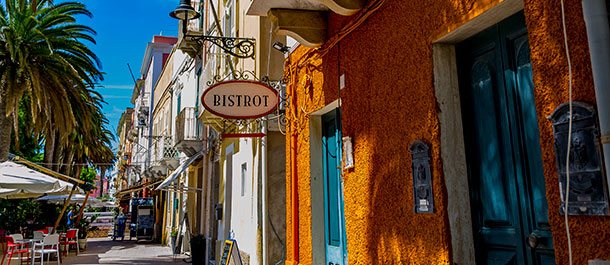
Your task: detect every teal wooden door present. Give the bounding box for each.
[322,110,348,265]
[457,13,555,265]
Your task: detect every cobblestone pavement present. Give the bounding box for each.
[61,237,187,265]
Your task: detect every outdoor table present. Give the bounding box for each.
[14,238,39,263]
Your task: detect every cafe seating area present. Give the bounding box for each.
[0,229,81,265]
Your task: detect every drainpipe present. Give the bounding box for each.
[291,133,300,264]
[582,0,610,193]
[262,120,268,265]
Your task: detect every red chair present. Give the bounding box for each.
[59,229,78,257]
[1,235,30,265]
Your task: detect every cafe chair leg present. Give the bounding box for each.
[6,252,13,265]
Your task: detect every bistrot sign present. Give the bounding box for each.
[201,80,279,119]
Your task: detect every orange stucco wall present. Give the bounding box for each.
[525,0,610,264]
[284,0,610,264]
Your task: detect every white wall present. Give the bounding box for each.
[229,138,259,265]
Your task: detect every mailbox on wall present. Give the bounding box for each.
[549,101,609,215]
[409,140,434,214]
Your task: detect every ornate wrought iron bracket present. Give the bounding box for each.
[185,34,255,59]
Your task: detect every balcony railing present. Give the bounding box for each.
[176,107,198,141]
[153,134,179,171]
[175,107,204,157]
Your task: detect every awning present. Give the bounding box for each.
[162,184,204,193]
[156,150,204,190]
[115,179,163,197]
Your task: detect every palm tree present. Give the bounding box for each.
[0,0,103,161]
[54,87,115,177]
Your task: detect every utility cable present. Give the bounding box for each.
[560,0,574,264]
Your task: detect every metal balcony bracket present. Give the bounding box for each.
[184,33,256,59]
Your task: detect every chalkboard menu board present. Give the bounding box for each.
[219,239,242,265]
[219,240,234,265]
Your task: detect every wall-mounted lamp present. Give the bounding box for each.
[169,0,255,59]
[169,0,200,22]
[272,41,290,54]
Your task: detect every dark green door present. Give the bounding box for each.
[457,13,555,265]
[322,110,348,265]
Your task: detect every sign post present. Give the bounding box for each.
[219,239,243,265]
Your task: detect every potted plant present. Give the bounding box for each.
[75,215,98,250]
[170,228,178,254]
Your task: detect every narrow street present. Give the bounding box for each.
[61,238,184,265]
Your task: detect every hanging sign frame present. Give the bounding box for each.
[201,80,279,120]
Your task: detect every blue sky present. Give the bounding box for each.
[80,0,179,150]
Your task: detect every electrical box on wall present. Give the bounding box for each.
[549,101,609,215]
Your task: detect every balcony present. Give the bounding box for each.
[127,127,138,142]
[175,107,204,156]
[136,93,150,127]
[149,160,168,178]
[153,135,180,171]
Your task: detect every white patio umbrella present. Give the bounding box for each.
[0,161,78,199]
[37,194,103,206]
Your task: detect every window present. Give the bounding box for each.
[197,1,204,30]
[207,1,216,33]
[224,1,234,37]
[177,92,182,114]
[223,0,235,75]
[241,163,247,196]
[165,108,171,133]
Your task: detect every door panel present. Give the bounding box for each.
[322,110,347,265]
[457,12,555,265]
[470,55,513,227]
[505,31,555,262]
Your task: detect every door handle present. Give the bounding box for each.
[527,232,540,249]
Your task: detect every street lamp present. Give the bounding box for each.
[169,0,255,59]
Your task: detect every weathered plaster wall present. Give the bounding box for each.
[284,0,610,264]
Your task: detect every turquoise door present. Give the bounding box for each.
[322,110,348,265]
[457,13,555,265]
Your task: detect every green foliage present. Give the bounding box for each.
[79,167,97,191]
[16,200,42,222]
[0,0,104,133]
[0,199,44,232]
[171,227,178,237]
[10,95,44,160]
[0,0,117,167]
[75,214,98,239]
